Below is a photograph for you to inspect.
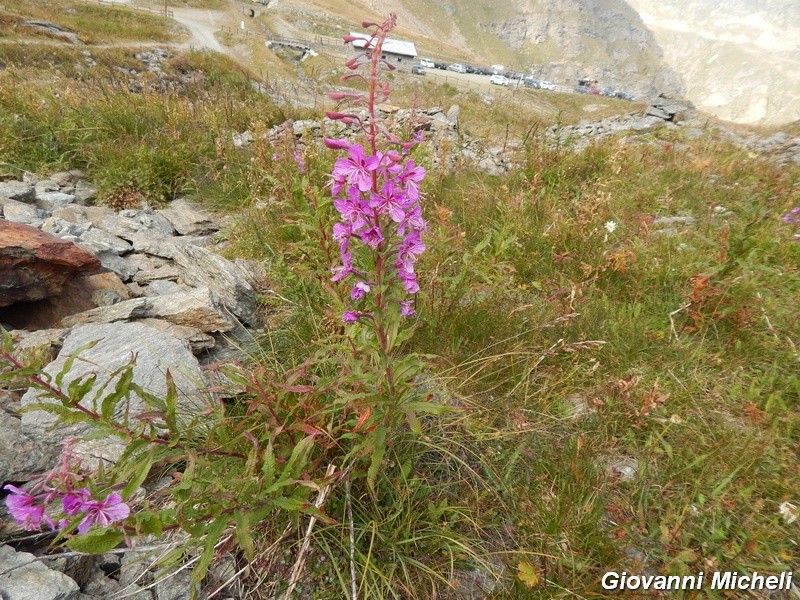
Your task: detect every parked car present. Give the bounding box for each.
[575,84,590,94]
[539,80,556,90]
[411,65,426,75]
[489,74,510,86]
[419,58,435,68]
[447,63,467,74]
[434,61,448,70]
[614,90,636,101]
[524,77,541,89]
[490,64,505,75]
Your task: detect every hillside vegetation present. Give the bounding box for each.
[0,7,798,599]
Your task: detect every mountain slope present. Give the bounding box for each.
[624,0,800,125]
[274,0,683,98]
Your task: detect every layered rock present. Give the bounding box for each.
[0,221,100,307]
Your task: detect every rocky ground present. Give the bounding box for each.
[1,72,798,597]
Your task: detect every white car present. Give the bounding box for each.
[489,74,510,86]
[490,64,505,74]
[447,63,467,74]
[419,58,435,68]
[539,80,556,90]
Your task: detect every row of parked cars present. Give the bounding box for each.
[411,58,636,101]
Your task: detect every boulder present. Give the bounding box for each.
[35,191,76,212]
[0,221,100,308]
[172,245,259,325]
[138,318,215,355]
[0,180,35,203]
[20,322,205,467]
[61,287,236,333]
[129,231,213,259]
[77,228,133,255]
[158,199,218,236]
[1,197,47,224]
[0,544,80,600]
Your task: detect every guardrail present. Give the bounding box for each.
[219,25,314,51]
[77,0,173,19]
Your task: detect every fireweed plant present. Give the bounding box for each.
[324,14,437,439]
[0,14,495,597]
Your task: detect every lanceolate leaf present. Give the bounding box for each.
[66,528,125,554]
[367,425,387,494]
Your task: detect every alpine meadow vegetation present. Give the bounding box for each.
[0,6,798,600]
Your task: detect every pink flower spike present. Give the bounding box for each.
[342,35,359,43]
[76,493,129,535]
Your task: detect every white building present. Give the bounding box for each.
[349,32,417,70]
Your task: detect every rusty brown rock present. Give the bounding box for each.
[0,220,100,307]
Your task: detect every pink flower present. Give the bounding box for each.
[332,144,380,193]
[359,226,384,249]
[62,488,92,516]
[342,311,360,324]
[3,484,51,531]
[76,493,129,535]
[351,281,371,300]
[399,300,416,318]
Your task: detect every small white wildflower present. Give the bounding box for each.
[778,501,798,524]
[604,220,618,234]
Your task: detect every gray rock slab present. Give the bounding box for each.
[172,245,259,325]
[129,232,213,259]
[1,197,46,224]
[0,544,80,600]
[78,228,133,255]
[73,180,97,204]
[138,318,215,355]
[41,217,87,239]
[35,179,61,195]
[0,181,35,203]
[157,199,218,236]
[133,264,181,284]
[35,192,76,212]
[20,322,205,467]
[653,215,696,227]
[96,251,139,282]
[60,287,236,333]
[144,280,182,297]
[100,210,174,240]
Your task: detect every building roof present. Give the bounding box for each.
[349,32,417,58]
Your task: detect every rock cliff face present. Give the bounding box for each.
[624,0,800,125]
[360,0,683,99]
[476,0,683,97]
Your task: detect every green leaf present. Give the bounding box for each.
[192,515,228,585]
[101,367,134,420]
[367,426,387,495]
[17,402,94,425]
[283,435,315,481]
[67,374,97,406]
[164,369,178,432]
[66,528,125,554]
[122,447,155,499]
[55,340,99,388]
[234,510,255,561]
[262,440,276,489]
